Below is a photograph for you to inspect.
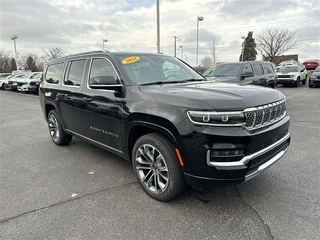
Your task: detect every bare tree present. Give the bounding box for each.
[18,52,40,70]
[256,26,299,64]
[42,47,65,64]
[200,56,213,68]
[0,48,12,72]
[210,40,216,64]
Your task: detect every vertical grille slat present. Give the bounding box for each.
[244,100,286,131]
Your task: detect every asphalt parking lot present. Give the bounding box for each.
[0,85,319,240]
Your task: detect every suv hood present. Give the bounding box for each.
[277,72,298,75]
[205,76,238,82]
[139,81,284,110]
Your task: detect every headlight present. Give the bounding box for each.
[187,111,245,126]
[290,75,295,78]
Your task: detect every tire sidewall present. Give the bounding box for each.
[48,110,72,146]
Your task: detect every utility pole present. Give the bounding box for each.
[173,36,178,57]
[156,0,160,53]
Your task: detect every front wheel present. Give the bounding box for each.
[132,133,186,201]
[295,78,300,87]
[47,110,72,145]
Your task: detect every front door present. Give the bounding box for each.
[82,57,124,153]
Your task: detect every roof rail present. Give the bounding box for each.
[68,50,109,57]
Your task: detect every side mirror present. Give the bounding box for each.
[242,72,254,78]
[89,75,122,91]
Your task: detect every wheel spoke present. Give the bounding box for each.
[156,172,166,191]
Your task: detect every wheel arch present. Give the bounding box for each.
[44,102,57,120]
[126,120,180,162]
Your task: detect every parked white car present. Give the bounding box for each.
[17,72,42,93]
[277,64,307,87]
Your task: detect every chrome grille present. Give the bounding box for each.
[244,100,286,130]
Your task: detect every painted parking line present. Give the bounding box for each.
[285,90,308,100]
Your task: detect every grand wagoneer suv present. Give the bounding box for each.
[39,51,291,201]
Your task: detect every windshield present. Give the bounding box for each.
[30,73,42,79]
[314,68,320,73]
[203,63,241,77]
[278,66,299,73]
[118,55,204,85]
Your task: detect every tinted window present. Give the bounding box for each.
[252,64,263,76]
[242,63,253,74]
[64,59,86,86]
[45,63,63,84]
[203,63,241,77]
[89,58,118,85]
[263,63,275,74]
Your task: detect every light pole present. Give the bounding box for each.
[173,36,178,57]
[184,54,187,63]
[103,39,108,51]
[196,16,204,66]
[11,35,18,71]
[156,0,160,54]
[179,45,183,60]
[241,36,245,62]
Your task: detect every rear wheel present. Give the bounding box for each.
[132,133,186,201]
[47,110,72,145]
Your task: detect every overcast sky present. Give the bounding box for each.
[1,0,319,66]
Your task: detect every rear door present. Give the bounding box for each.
[58,59,87,136]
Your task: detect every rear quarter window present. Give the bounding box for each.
[45,63,64,84]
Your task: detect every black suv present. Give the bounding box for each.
[203,61,278,88]
[39,51,291,201]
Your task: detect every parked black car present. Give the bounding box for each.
[193,66,208,74]
[309,66,320,88]
[39,51,291,201]
[28,73,43,94]
[203,61,278,88]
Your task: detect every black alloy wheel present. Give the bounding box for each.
[47,110,72,146]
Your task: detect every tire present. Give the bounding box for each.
[295,78,300,87]
[132,133,186,201]
[47,110,72,146]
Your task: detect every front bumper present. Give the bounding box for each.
[277,78,296,84]
[309,78,320,87]
[179,116,291,190]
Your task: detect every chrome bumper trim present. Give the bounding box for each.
[207,133,290,170]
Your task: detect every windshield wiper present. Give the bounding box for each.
[185,79,206,82]
[139,80,187,86]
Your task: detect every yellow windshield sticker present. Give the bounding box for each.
[122,56,140,64]
[280,65,286,69]
[210,65,216,68]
